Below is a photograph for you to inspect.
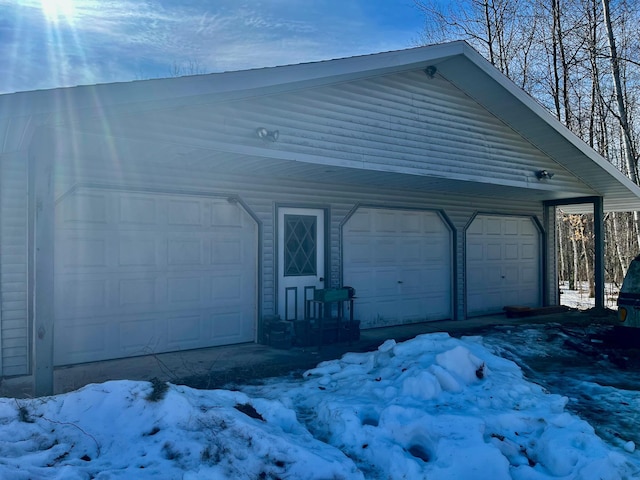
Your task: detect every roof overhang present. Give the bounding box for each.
[2,41,640,213]
[433,44,640,213]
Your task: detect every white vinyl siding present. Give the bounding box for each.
[76,70,594,198]
[0,152,30,376]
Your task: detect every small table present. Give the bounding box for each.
[305,289,355,347]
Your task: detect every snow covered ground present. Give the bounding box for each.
[1,331,639,479]
[560,281,620,310]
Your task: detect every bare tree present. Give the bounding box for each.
[415,0,640,296]
[602,0,640,249]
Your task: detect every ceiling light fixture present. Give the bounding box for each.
[424,65,437,79]
[535,169,554,180]
[256,127,279,142]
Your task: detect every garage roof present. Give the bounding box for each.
[2,41,639,212]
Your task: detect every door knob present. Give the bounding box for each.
[319,277,324,282]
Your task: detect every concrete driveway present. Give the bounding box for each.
[0,309,618,398]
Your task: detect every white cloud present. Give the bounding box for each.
[0,0,423,93]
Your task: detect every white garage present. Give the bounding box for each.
[54,188,258,365]
[342,208,452,329]
[466,215,541,316]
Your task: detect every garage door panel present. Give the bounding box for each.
[167,315,201,345]
[505,243,519,259]
[521,266,537,283]
[486,243,502,260]
[167,199,201,225]
[400,212,422,233]
[54,189,257,366]
[212,238,244,264]
[504,219,519,235]
[348,240,373,264]
[119,316,160,350]
[211,312,245,339]
[57,278,108,313]
[467,242,484,261]
[374,239,397,263]
[401,269,426,293]
[344,208,452,329]
[61,192,109,224]
[521,245,535,260]
[118,277,157,306]
[58,235,108,269]
[167,277,202,303]
[399,240,422,263]
[486,218,502,234]
[375,269,400,295]
[211,203,244,227]
[375,211,397,232]
[118,235,158,267]
[118,195,157,225]
[168,238,203,266]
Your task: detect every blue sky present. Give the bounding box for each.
[0,0,426,94]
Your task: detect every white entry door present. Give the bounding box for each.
[278,208,325,321]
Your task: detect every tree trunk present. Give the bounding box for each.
[581,228,594,298]
[602,0,638,183]
[571,234,579,290]
[602,0,640,249]
[611,212,628,280]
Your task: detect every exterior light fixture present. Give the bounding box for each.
[256,127,279,142]
[424,65,437,78]
[535,169,554,180]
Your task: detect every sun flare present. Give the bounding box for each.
[41,0,76,23]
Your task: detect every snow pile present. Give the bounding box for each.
[0,333,638,479]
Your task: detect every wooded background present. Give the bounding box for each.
[416,0,640,296]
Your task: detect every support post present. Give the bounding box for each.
[542,203,558,306]
[593,196,605,310]
[31,146,55,397]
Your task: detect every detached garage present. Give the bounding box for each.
[3,41,640,395]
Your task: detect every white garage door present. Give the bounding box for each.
[54,188,257,365]
[343,208,452,329]
[466,215,540,316]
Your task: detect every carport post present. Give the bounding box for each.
[31,147,55,397]
[593,196,605,310]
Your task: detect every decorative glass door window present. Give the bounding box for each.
[284,214,317,276]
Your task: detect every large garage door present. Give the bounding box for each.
[466,215,540,316]
[54,188,257,365]
[343,208,452,329]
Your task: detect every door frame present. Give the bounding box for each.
[276,205,329,321]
